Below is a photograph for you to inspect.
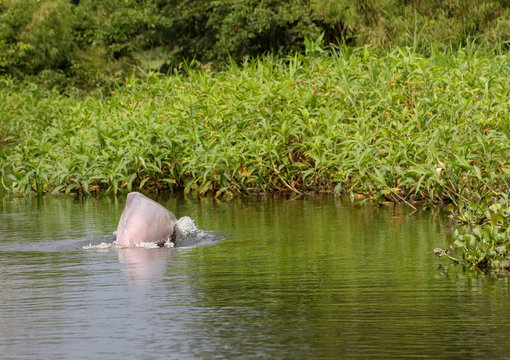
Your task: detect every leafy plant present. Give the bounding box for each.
[450,197,510,273]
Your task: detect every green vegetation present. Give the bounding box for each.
[1,0,509,90]
[3,46,507,199]
[449,197,510,273]
[0,0,509,272]
[1,45,509,273]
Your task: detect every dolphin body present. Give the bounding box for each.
[114,192,219,248]
[115,192,177,247]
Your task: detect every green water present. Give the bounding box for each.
[0,194,509,359]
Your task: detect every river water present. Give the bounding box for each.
[0,193,509,359]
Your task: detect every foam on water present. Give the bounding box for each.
[174,216,198,237]
[82,240,176,250]
[82,242,114,250]
[135,242,163,249]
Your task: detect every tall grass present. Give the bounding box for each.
[1,46,509,271]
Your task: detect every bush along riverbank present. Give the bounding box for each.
[1,46,509,273]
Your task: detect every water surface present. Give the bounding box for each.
[0,194,509,359]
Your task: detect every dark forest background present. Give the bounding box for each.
[1,0,509,90]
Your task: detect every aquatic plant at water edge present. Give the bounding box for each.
[441,198,510,274]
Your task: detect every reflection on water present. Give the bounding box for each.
[0,194,509,359]
[118,247,173,285]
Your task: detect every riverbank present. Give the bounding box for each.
[1,47,509,272]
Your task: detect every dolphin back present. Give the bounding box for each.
[115,192,177,246]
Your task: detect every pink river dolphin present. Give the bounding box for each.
[114,192,177,247]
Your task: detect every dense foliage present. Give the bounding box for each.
[1,0,509,90]
[2,47,508,199]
